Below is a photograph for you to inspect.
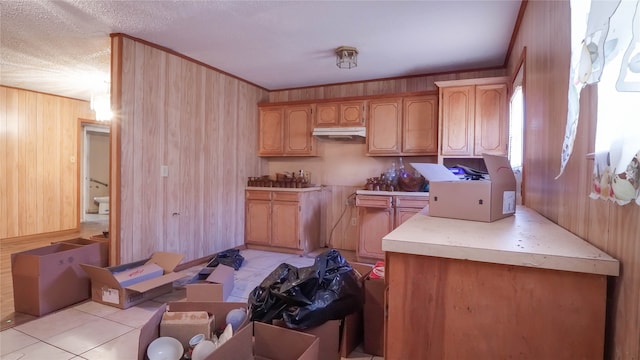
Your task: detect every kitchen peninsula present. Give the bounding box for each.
[382,206,619,360]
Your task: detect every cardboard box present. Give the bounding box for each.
[80,252,187,309]
[274,319,340,360]
[363,272,385,356]
[53,237,109,267]
[209,321,319,360]
[186,264,235,302]
[138,301,250,360]
[273,262,373,360]
[160,310,214,348]
[340,262,374,358]
[114,263,164,287]
[414,154,517,222]
[11,242,106,316]
[167,301,249,336]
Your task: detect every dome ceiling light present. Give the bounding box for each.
[336,46,358,69]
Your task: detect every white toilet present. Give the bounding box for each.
[94,196,109,214]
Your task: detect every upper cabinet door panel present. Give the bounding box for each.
[258,107,284,156]
[284,105,315,155]
[403,95,438,154]
[440,86,474,156]
[475,84,508,156]
[367,98,402,155]
[315,103,339,127]
[340,101,365,126]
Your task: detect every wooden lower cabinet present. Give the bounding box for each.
[385,252,607,360]
[245,189,321,254]
[356,194,428,262]
[357,206,393,259]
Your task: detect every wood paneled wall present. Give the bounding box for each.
[111,35,269,263]
[0,87,94,239]
[507,1,639,358]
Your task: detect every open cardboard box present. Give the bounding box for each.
[186,264,235,302]
[80,252,187,309]
[11,242,106,316]
[52,237,109,268]
[413,154,517,222]
[140,308,319,360]
[209,321,319,360]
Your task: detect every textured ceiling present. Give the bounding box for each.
[0,1,522,101]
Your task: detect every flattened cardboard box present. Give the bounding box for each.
[363,273,385,356]
[80,252,186,309]
[186,264,235,302]
[341,263,374,358]
[138,301,250,360]
[11,242,105,316]
[414,154,517,222]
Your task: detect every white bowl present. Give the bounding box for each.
[147,336,184,360]
[191,339,217,360]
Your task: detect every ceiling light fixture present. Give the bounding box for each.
[336,46,358,69]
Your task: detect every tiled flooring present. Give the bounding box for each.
[0,249,381,360]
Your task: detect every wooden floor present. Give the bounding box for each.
[0,219,108,331]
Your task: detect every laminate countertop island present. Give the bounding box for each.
[381,206,619,360]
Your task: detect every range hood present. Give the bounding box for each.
[312,127,366,141]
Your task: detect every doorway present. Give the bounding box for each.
[81,122,110,223]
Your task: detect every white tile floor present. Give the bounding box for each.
[0,249,382,360]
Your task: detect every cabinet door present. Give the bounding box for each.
[395,207,421,228]
[258,107,284,156]
[367,98,402,155]
[440,86,474,156]
[475,84,508,156]
[315,103,339,127]
[245,199,271,245]
[340,101,365,126]
[403,95,438,154]
[284,106,315,155]
[271,201,300,249]
[357,206,394,260]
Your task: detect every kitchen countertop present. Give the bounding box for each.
[246,186,322,192]
[382,205,619,276]
[356,190,429,197]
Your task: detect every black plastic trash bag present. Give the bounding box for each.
[248,248,363,329]
[206,248,244,270]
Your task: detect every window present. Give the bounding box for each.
[510,58,525,205]
[565,0,640,206]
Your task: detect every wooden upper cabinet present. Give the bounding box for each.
[437,77,509,158]
[315,103,339,127]
[368,95,438,156]
[402,95,438,154]
[367,98,403,155]
[340,101,365,126]
[475,84,508,156]
[315,100,365,127]
[259,104,316,156]
[439,86,475,156]
[258,107,285,156]
[284,105,316,156]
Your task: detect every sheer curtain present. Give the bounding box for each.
[561,0,640,206]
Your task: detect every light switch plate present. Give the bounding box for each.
[161,165,169,177]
